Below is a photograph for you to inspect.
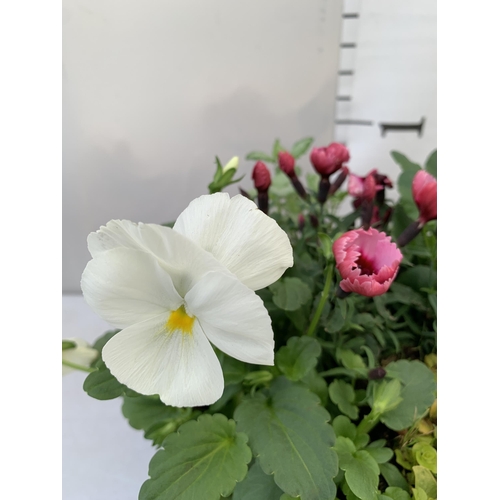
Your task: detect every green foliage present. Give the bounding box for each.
[276,336,321,381]
[270,277,312,311]
[235,377,338,500]
[80,143,438,499]
[139,414,252,500]
[232,462,284,500]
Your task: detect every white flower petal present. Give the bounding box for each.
[173,193,293,290]
[87,221,232,297]
[102,314,224,407]
[185,271,274,365]
[81,248,183,329]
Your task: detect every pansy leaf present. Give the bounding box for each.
[397,266,437,292]
[328,380,359,420]
[235,377,338,500]
[332,415,357,441]
[291,137,314,159]
[139,414,251,500]
[342,450,380,500]
[379,463,411,493]
[300,369,329,406]
[413,466,437,499]
[83,359,126,400]
[91,329,120,354]
[270,277,312,311]
[364,447,394,464]
[383,487,411,500]
[233,462,284,500]
[381,360,436,430]
[276,336,321,381]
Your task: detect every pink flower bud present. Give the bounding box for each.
[252,161,271,192]
[310,142,349,177]
[332,228,403,297]
[412,170,437,224]
[348,171,376,202]
[278,151,295,177]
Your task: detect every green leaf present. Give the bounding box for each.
[233,462,284,500]
[397,266,437,292]
[300,369,329,406]
[391,151,421,173]
[342,451,380,500]
[246,151,275,162]
[92,329,120,354]
[235,377,338,500]
[332,415,357,441]
[337,349,366,370]
[270,277,312,311]
[372,379,403,415]
[381,360,436,431]
[325,306,345,333]
[328,380,359,420]
[412,466,436,499]
[424,150,437,178]
[276,336,321,381]
[291,137,314,159]
[383,486,411,500]
[412,443,437,474]
[280,495,299,500]
[139,414,252,500]
[412,487,428,500]
[122,394,181,433]
[379,463,410,493]
[83,359,126,400]
[272,139,285,160]
[220,353,250,385]
[391,151,421,220]
[364,447,394,464]
[318,232,334,261]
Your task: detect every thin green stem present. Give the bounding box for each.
[306,262,334,337]
[62,359,97,373]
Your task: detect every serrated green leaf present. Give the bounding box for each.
[276,336,321,381]
[233,462,284,500]
[424,150,437,177]
[291,137,314,159]
[383,486,411,500]
[140,414,251,500]
[235,377,338,500]
[83,359,126,400]
[300,369,329,406]
[412,466,436,499]
[332,415,357,441]
[342,451,380,500]
[379,463,410,493]
[246,151,275,162]
[270,277,312,311]
[381,361,436,431]
[364,447,394,464]
[329,380,359,420]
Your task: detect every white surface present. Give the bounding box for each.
[62,0,343,292]
[62,294,156,500]
[335,0,436,198]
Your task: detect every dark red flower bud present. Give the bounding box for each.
[309,214,319,228]
[329,166,349,196]
[252,161,271,192]
[298,214,305,231]
[368,367,387,380]
[278,151,295,177]
[310,142,349,177]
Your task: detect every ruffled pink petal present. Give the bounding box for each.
[333,228,403,297]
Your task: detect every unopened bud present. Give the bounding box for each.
[298,214,305,231]
[222,156,239,174]
[413,170,437,225]
[309,214,319,228]
[310,142,349,177]
[329,166,349,196]
[317,177,330,204]
[278,151,295,176]
[368,367,387,380]
[252,161,271,192]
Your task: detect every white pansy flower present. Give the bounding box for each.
[62,338,98,376]
[81,193,293,407]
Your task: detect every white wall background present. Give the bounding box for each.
[62,0,344,292]
[335,0,436,197]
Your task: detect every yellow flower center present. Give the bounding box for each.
[166,305,195,335]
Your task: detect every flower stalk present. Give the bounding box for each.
[306,261,334,337]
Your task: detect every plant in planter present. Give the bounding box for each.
[63,139,437,500]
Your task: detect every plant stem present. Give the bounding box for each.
[62,359,97,373]
[306,262,334,337]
